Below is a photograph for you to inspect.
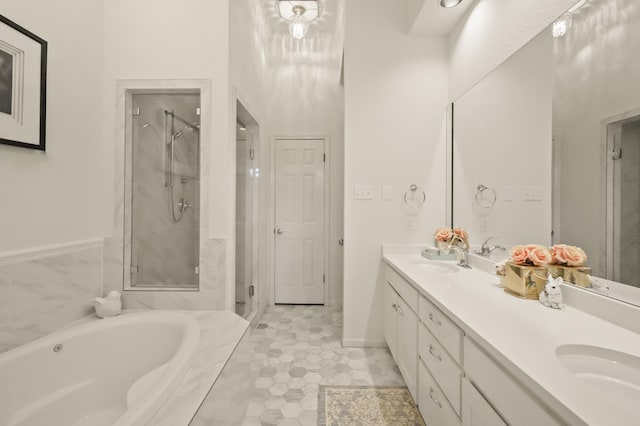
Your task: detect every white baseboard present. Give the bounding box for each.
[342,337,387,348]
[0,239,103,265]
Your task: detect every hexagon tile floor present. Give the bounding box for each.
[240,305,405,426]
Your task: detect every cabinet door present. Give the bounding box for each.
[384,282,398,360]
[462,378,506,426]
[396,296,418,401]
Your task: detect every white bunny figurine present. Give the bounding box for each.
[539,274,564,309]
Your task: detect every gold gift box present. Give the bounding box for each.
[500,262,547,299]
[547,264,592,288]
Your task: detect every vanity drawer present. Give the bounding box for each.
[419,323,462,416]
[385,265,418,313]
[418,359,461,426]
[419,295,463,364]
[464,337,564,426]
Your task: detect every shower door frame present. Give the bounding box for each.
[126,92,201,290]
[111,80,212,295]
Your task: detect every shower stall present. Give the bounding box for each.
[235,102,261,319]
[125,93,201,289]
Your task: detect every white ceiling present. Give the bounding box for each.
[408,0,478,36]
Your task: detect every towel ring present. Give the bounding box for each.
[404,184,426,208]
[475,184,497,209]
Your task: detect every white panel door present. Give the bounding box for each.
[275,139,325,304]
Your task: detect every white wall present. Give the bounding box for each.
[343,0,448,346]
[229,0,270,313]
[453,30,552,248]
[101,0,229,240]
[263,14,345,306]
[0,0,104,252]
[448,0,577,101]
[0,0,105,352]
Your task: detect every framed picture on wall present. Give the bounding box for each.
[0,15,47,151]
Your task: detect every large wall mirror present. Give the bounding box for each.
[452,0,640,306]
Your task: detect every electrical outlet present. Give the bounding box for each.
[353,186,374,200]
[522,186,543,201]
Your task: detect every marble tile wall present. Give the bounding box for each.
[0,242,103,354]
[103,80,226,310]
[130,94,200,287]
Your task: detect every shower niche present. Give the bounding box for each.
[124,93,201,289]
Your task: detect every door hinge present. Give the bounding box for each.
[250,148,255,160]
[249,285,255,297]
[195,266,199,275]
[612,148,622,160]
[323,274,326,283]
[130,265,139,275]
[132,107,140,116]
[323,153,326,162]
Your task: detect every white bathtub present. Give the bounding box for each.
[0,311,200,426]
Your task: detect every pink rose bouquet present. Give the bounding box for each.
[509,244,552,267]
[550,244,587,267]
[434,228,454,242]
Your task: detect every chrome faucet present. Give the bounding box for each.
[476,237,506,257]
[448,235,471,269]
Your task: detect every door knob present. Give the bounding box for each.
[277,228,284,235]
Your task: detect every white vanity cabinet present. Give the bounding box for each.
[461,378,506,426]
[464,338,564,426]
[384,267,418,400]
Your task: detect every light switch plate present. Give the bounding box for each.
[353,186,374,200]
[381,186,391,201]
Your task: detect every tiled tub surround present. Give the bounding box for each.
[0,241,102,354]
[382,244,640,425]
[32,310,250,425]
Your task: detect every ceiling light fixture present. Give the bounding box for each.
[439,0,463,8]
[277,0,320,39]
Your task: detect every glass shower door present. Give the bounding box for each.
[127,93,200,289]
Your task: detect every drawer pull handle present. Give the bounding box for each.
[428,313,442,326]
[429,388,442,408]
[429,345,442,362]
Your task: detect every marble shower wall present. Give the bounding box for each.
[130,94,200,287]
[0,242,103,354]
[103,80,227,310]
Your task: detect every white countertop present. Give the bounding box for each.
[382,245,640,426]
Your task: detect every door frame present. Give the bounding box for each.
[270,135,331,305]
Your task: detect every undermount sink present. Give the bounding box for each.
[556,344,640,406]
[408,258,459,274]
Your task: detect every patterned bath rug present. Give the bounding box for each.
[317,385,425,426]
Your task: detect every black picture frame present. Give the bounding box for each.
[0,15,47,151]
